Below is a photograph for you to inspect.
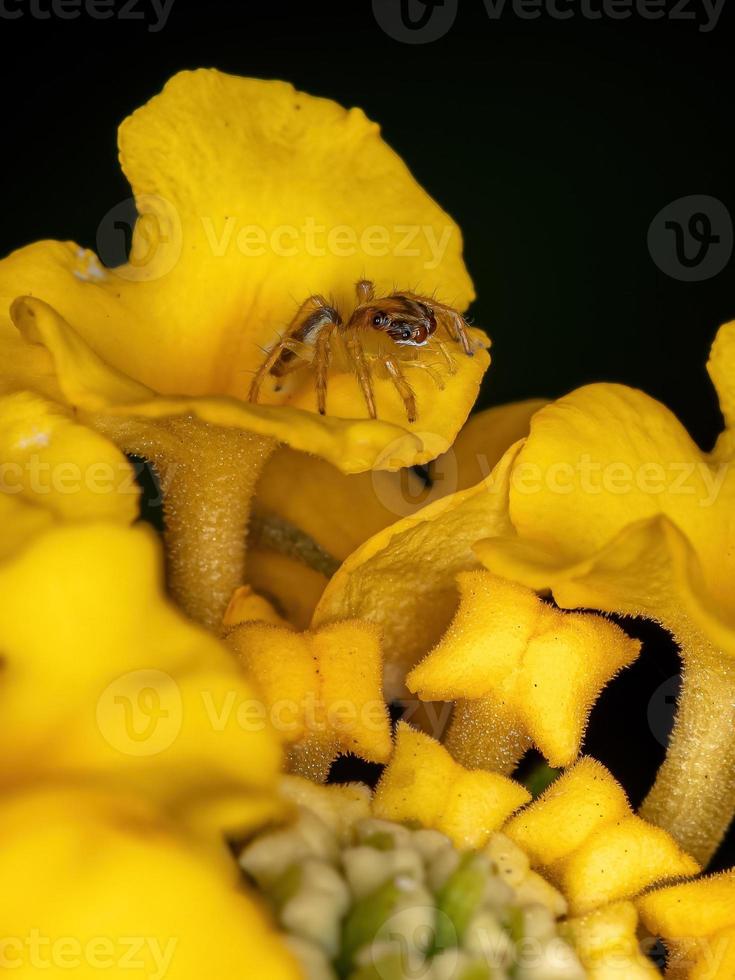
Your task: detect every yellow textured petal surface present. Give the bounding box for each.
[558,814,699,915]
[0,390,138,524]
[0,786,299,980]
[373,723,529,848]
[504,758,631,867]
[0,523,282,841]
[408,572,639,767]
[637,871,735,940]
[228,620,391,765]
[561,902,660,980]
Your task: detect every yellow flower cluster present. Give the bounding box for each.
[1,67,735,979]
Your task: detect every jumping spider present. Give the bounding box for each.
[248,279,474,423]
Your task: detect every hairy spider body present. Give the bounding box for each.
[248,279,475,423]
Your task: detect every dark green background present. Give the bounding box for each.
[2,0,733,869]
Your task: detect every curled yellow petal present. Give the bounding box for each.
[226,619,391,781]
[408,571,640,770]
[0,390,138,524]
[373,722,530,849]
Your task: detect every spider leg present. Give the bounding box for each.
[355,279,375,304]
[313,322,336,415]
[248,295,340,404]
[381,353,417,423]
[342,328,377,419]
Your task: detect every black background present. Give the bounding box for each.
[2,0,733,864]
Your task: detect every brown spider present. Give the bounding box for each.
[248,279,475,423]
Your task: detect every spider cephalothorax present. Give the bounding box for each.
[248,279,475,423]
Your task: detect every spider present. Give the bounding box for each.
[248,279,475,423]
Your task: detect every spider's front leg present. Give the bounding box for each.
[249,295,341,410]
[381,353,417,423]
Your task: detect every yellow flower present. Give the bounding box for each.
[638,870,735,978]
[0,69,490,628]
[226,619,392,782]
[407,570,640,772]
[242,730,697,979]
[373,722,531,848]
[250,399,545,629]
[311,424,526,700]
[0,512,286,848]
[0,786,299,979]
[476,321,735,864]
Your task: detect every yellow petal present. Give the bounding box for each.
[561,902,660,980]
[312,444,521,699]
[227,619,391,773]
[245,549,329,631]
[504,758,631,867]
[708,320,735,439]
[0,522,282,842]
[478,383,735,627]
[0,786,298,980]
[408,571,640,767]
[437,398,548,492]
[11,295,478,472]
[637,870,735,940]
[0,390,138,524]
[373,722,530,848]
[117,69,476,395]
[249,400,542,626]
[0,493,56,562]
[557,815,699,915]
[223,584,292,629]
[2,67,492,468]
[253,445,429,563]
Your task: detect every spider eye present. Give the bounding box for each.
[401,328,412,341]
[372,313,387,327]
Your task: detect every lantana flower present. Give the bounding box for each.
[0,69,489,629]
[225,615,392,782]
[406,570,640,772]
[240,725,698,979]
[0,496,302,976]
[475,322,735,865]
